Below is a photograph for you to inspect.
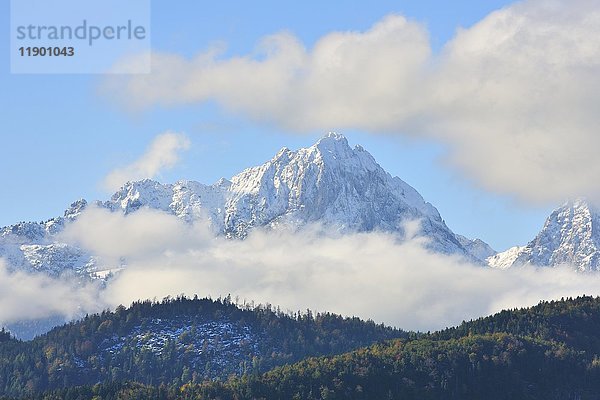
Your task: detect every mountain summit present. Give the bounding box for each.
[489,199,600,271]
[0,133,490,279]
[105,132,472,255]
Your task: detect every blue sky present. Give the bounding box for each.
[1,0,569,251]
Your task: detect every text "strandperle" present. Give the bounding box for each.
[16,19,146,46]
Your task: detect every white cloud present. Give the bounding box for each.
[59,207,212,262]
[52,208,600,332]
[0,260,103,326]
[102,132,191,191]
[103,15,430,130]
[103,0,600,205]
[427,0,600,205]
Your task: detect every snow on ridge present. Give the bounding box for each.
[0,133,492,279]
[486,199,600,271]
[487,246,525,270]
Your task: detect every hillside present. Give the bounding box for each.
[172,296,600,400]
[26,296,600,400]
[0,296,404,398]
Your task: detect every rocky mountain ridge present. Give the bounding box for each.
[489,199,600,271]
[0,133,491,279]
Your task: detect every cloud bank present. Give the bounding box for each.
[0,260,103,326]
[103,0,600,205]
[103,132,190,191]
[0,207,586,333]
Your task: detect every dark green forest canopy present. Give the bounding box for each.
[11,295,600,400]
[4,296,600,399]
[0,295,405,398]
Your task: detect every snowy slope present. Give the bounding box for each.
[0,201,96,277]
[0,133,491,278]
[456,235,496,262]
[103,133,475,255]
[489,199,600,271]
[487,246,525,270]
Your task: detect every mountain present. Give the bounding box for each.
[27,296,600,400]
[0,200,112,279]
[489,199,600,271]
[456,234,496,261]
[0,133,491,281]
[486,245,525,270]
[102,133,467,255]
[0,296,405,397]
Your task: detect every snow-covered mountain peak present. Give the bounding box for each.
[531,198,598,253]
[315,131,348,148]
[274,146,292,159]
[107,179,173,214]
[563,197,596,221]
[215,177,232,189]
[311,132,364,163]
[555,198,597,223]
[64,199,88,220]
[489,198,600,271]
[279,134,384,184]
[0,134,498,279]
[220,134,471,254]
[95,134,471,253]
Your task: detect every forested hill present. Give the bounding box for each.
[26,296,600,400]
[434,295,600,352]
[0,296,404,398]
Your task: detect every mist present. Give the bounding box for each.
[0,260,104,329]
[52,207,600,332]
[1,206,599,334]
